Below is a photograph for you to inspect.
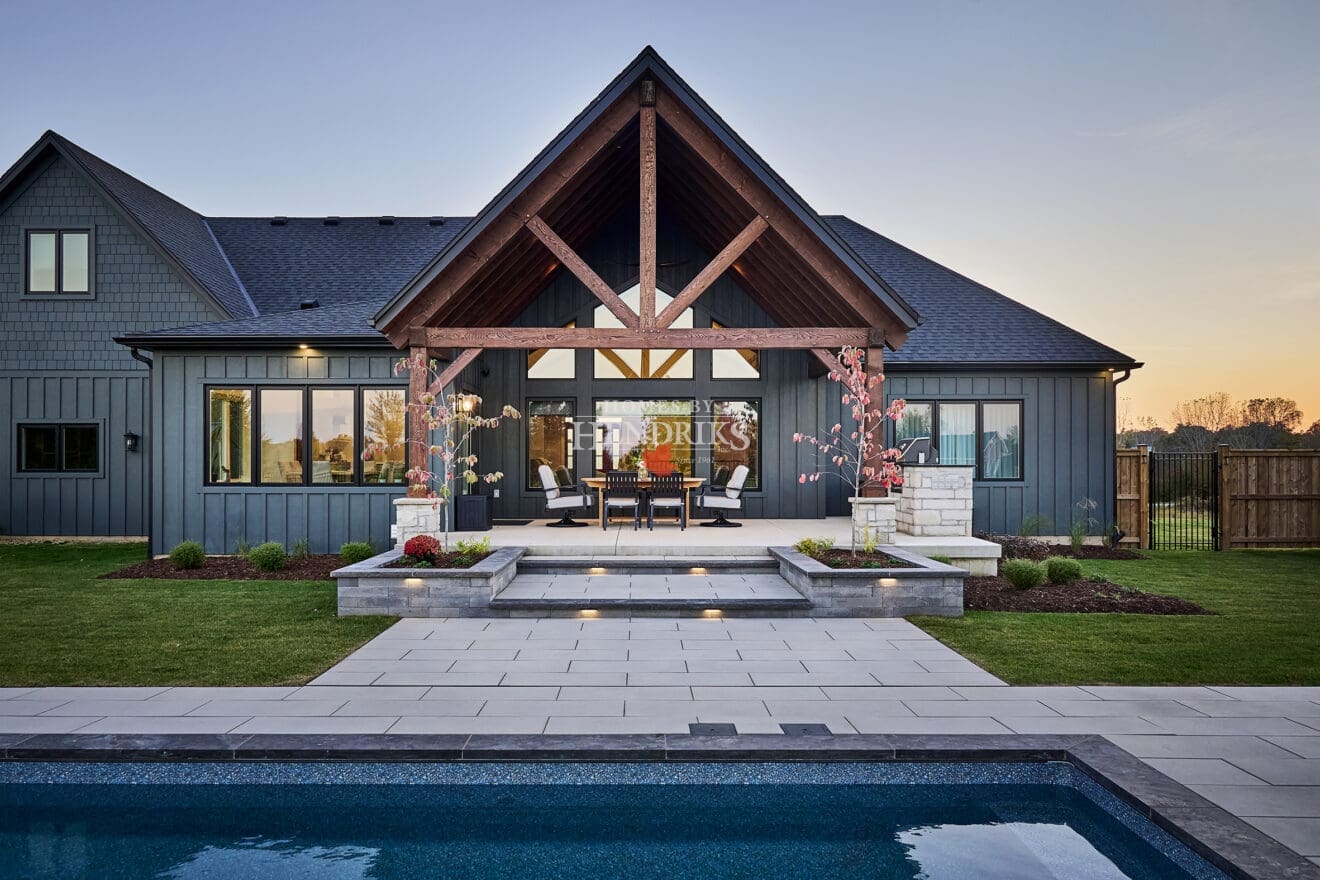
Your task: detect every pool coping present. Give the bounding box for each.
[0,732,1313,880]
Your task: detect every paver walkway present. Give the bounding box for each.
[4,615,1319,864]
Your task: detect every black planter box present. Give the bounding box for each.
[455,494,492,532]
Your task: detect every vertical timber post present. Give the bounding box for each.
[1217,443,1232,551]
[408,344,430,497]
[639,78,657,330]
[861,337,887,498]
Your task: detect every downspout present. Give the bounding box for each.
[1110,368,1133,546]
[130,347,154,559]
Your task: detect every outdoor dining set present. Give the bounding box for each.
[536,465,750,530]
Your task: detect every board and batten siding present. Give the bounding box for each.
[153,349,408,555]
[833,370,1117,536]
[0,373,148,537]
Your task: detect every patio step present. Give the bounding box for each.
[490,562,808,613]
[517,555,778,576]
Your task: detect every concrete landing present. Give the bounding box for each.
[491,570,810,613]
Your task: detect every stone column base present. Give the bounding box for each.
[849,496,898,547]
[392,497,441,548]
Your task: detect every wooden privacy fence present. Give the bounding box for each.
[1116,446,1320,549]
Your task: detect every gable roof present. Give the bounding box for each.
[374,46,921,337]
[119,213,1139,368]
[826,216,1138,367]
[0,131,255,318]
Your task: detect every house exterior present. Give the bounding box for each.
[0,49,1139,555]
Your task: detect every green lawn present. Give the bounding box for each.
[0,543,395,687]
[915,549,1320,685]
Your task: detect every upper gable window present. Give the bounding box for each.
[26,230,91,295]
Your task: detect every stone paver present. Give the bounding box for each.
[4,614,1320,861]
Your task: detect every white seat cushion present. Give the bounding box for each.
[650,498,683,507]
[547,495,587,510]
[604,497,638,506]
[696,495,741,510]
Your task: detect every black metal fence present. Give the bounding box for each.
[1149,452,1219,550]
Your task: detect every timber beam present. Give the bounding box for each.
[416,327,869,350]
[525,215,640,329]
[656,215,768,328]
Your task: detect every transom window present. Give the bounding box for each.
[26,230,91,295]
[206,386,407,485]
[594,285,693,379]
[893,400,1023,480]
[16,424,99,473]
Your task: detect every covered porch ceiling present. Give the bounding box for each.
[376,49,920,356]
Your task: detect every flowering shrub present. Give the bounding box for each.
[403,535,442,565]
[364,353,521,549]
[792,346,907,554]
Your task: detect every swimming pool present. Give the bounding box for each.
[0,761,1225,879]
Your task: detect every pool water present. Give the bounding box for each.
[0,762,1225,879]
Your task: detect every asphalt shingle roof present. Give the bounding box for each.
[128,299,384,341]
[55,135,257,319]
[207,217,468,314]
[824,216,1137,366]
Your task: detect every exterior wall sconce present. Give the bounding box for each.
[124,432,140,453]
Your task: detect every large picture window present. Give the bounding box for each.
[593,399,694,475]
[527,400,574,489]
[26,230,91,295]
[711,400,760,489]
[16,424,99,473]
[892,400,1023,481]
[206,386,407,486]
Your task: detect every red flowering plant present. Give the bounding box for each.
[792,346,907,554]
[363,352,520,550]
[402,535,442,565]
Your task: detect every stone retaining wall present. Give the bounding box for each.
[333,547,523,617]
[770,546,966,617]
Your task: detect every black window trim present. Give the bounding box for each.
[891,398,1025,482]
[525,397,577,491]
[23,227,94,297]
[203,384,408,488]
[15,421,102,476]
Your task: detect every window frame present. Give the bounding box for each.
[890,399,1025,482]
[14,422,102,476]
[524,398,577,490]
[203,384,408,488]
[710,398,762,491]
[22,227,95,298]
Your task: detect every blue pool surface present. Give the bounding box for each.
[0,762,1226,879]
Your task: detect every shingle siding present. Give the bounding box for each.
[0,156,221,372]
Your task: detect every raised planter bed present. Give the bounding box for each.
[332,547,524,617]
[769,546,967,618]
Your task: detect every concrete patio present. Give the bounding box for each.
[2,615,1319,865]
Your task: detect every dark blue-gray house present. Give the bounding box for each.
[0,49,1139,555]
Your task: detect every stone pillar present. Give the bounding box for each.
[850,496,898,547]
[392,497,440,548]
[896,466,974,536]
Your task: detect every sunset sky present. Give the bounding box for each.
[4,0,1316,427]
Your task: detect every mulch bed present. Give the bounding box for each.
[102,555,343,580]
[964,575,1210,614]
[385,552,489,570]
[814,550,917,569]
[980,534,1145,561]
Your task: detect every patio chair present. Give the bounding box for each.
[647,471,687,530]
[537,464,592,528]
[602,470,642,530]
[695,464,749,527]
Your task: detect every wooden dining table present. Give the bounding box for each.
[580,475,706,522]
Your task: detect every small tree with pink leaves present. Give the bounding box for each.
[362,352,520,550]
[792,346,906,553]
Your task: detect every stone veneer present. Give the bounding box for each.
[849,496,898,547]
[896,466,975,537]
[333,547,523,617]
[770,546,965,617]
[392,497,442,548]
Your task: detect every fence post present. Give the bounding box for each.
[1216,444,1232,550]
[1137,445,1151,549]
